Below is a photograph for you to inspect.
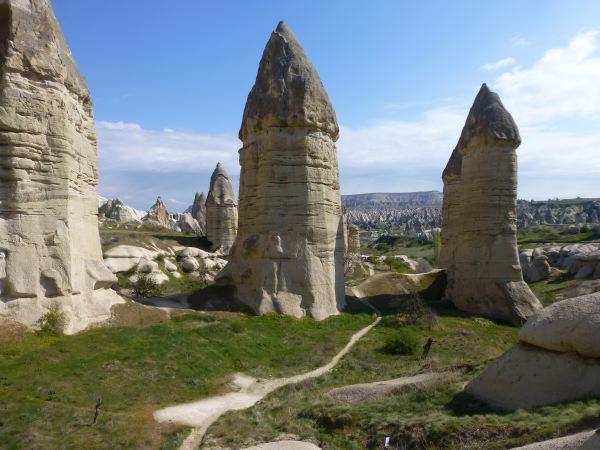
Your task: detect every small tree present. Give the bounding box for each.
[131,273,163,297]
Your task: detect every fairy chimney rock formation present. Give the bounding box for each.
[205,163,238,251]
[347,225,361,257]
[0,0,123,332]
[143,197,170,229]
[191,191,207,233]
[217,21,345,320]
[440,84,542,325]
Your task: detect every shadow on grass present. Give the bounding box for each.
[446,391,509,417]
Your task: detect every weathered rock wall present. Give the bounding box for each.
[217,22,344,320]
[0,0,123,332]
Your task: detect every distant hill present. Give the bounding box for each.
[342,191,443,209]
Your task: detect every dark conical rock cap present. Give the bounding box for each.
[442,145,463,180]
[206,163,236,206]
[239,21,339,141]
[457,83,521,152]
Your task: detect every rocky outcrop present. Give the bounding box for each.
[217,22,344,320]
[143,197,171,229]
[517,198,600,230]
[191,191,207,233]
[99,198,145,224]
[172,213,202,234]
[347,225,361,257]
[0,0,123,333]
[439,84,541,325]
[465,292,600,410]
[205,163,238,251]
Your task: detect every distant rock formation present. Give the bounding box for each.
[99,198,145,224]
[143,197,171,229]
[0,0,123,332]
[466,292,600,410]
[171,213,202,234]
[205,164,238,250]
[517,198,600,229]
[440,84,541,325]
[191,192,207,233]
[217,22,344,319]
[347,225,361,257]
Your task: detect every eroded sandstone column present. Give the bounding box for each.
[441,84,542,325]
[0,0,123,332]
[205,163,238,251]
[217,22,345,319]
[191,191,207,234]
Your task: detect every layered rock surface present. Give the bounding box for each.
[205,163,238,250]
[143,197,171,229]
[0,0,123,332]
[218,22,344,319]
[190,191,207,233]
[465,292,600,410]
[439,84,541,324]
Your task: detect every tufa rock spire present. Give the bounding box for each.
[239,21,339,141]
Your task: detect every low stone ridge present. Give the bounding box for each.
[205,163,238,251]
[0,0,123,333]
[465,344,600,410]
[217,21,344,320]
[519,293,600,358]
[466,292,600,410]
[439,84,541,325]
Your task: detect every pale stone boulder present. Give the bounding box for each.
[465,345,600,410]
[137,258,159,274]
[104,245,160,259]
[103,258,139,274]
[519,293,600,358]
[178,247,211,259]
[217,22,345,320]
[181,257,201,273]
[205,163,238,251]
[440,84,541,325]
[0,0,123,333]
[164,260,178,272]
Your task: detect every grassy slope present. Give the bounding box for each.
[0,312,372,450]
[203,307,600,450]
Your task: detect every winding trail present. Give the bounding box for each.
[154,315,381,450]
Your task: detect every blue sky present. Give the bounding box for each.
[54,0,600,211]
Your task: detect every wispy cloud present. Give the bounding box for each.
[511,36,530,47]
[480,57,516,71]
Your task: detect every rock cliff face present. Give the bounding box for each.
[0,0,123,332]
[99,198,144,224]
[205,163,238,250]
[440,84,541,325]
[217,22,345,320]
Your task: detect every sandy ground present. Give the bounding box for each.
[325,371,454,403]
[154,316,381,450]
[512,429,599,449]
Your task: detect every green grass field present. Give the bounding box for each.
[203,305,600,449]
[0,310,372,450]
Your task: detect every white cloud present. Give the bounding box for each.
[495,30,600,124]
[480,57,516,71]
[511,36,530,47]
[96,121,240,173]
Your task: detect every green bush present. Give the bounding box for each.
[36,302,67,336]
[381,329,421,355]
[154,253,166,262]
[131,273,163,297]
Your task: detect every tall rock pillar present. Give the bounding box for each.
[218,22,345,319]
[0,0,123,332]
[205,163,238,251]
[441,84,542,325]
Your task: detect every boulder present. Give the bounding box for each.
[0,0,123,333]
[104,245,159,259]
[137,258,159,274]
[217,22,344,320]
[439,84,541,325]
[181,257,201,273]
[103,258,139,274]
[164,260,178,272]
[519,293,600,358]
